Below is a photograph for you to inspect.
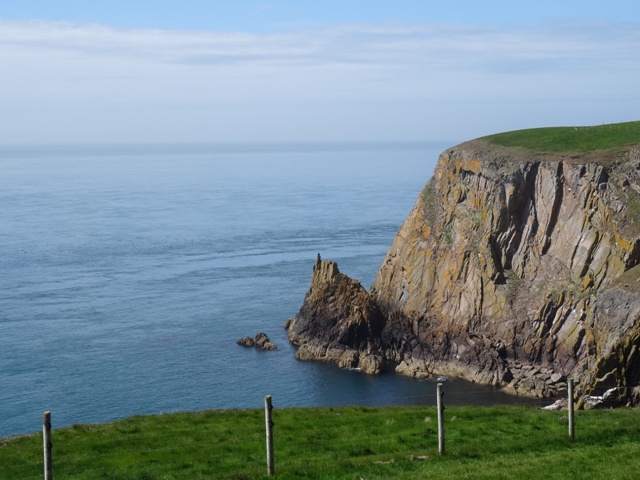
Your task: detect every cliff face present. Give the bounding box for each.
[286,138,640,404]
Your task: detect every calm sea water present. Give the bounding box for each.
[0,142,543,437]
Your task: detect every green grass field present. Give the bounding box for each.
[2,405,639,479]
[484,121,640,155]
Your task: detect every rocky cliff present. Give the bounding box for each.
[286,127,640,406]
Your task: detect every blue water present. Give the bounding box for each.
[0,142,543,437]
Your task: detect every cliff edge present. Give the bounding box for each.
[286,122,640,406]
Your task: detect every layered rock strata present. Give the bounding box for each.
[286,138,640,405]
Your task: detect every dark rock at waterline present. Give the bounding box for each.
[237,332,277,350]
[237,336,255,347]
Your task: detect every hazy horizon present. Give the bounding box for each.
[1,1,638,146]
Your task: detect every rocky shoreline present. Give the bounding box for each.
[285,258,568,399]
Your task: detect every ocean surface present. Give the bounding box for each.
[0,142,544,437]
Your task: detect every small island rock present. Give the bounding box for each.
[237,332,277,350]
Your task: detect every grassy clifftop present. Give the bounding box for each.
[2,405,640,479]
[484,121,640,155]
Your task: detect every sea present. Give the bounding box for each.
[0,142,544,437]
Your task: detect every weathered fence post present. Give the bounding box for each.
[264,395,275,476]
[436,383,445,455]
[43,411,53,480]
[568,379,575,441]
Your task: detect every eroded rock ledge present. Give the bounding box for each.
[285,139,640,406]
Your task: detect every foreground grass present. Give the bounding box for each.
[1,405,640,479]
[484,120,640,155]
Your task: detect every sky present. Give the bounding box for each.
[1,1,639,145]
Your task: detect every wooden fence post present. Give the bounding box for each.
[568,379,575,441]
[437,383,445,455]
[265,395,275,476]
[43,411,53,480]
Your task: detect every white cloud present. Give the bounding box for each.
[0,19,638,144]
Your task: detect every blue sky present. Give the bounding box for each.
[2,1,639,31]
[1,1,639,144]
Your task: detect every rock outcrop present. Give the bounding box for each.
[237,333,278,350]
[286,133,640,405]
[286,255,387,374]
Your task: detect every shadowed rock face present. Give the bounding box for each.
[286,256,387,374]
[286,139,640,405]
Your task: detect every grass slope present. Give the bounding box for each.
[2,405,640,479]
[484,121,640,155]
